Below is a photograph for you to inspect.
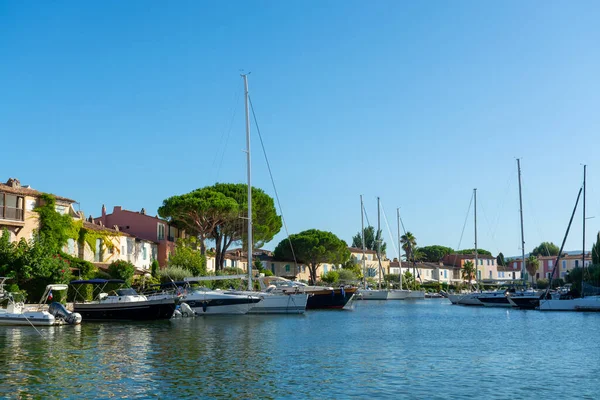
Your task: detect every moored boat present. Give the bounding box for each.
[71,279,177,321]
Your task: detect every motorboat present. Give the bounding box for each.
[181,286,261,315]
[70,279,177,321]
[425,292,444,299]
[448,292,483,306]
[0,278,81,326]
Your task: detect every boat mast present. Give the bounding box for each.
[242,74,253,291]
[397,208,402,291]
[474,188,479,292]
[517,159,526,286]
[360,195,367,291]
[582,164,586,297]
[377,197,382,290]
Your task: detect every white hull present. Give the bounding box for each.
[189,302,254,315]
[228,291,308,314]
[358,290,389,300]
[0,310,56,326]
[182,289,261,315]
[387,290,410,300]
[448,293,483,306]
[538,296,600,311]
[406,290,425,299]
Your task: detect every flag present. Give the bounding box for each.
[48,290,53,301]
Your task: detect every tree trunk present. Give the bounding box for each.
[309,263,319,285]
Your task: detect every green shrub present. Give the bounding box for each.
[158,266,193,282]
[321,270,339,284]
[107,260,135,285]
[151,260,160,277]
[338,269,356,282]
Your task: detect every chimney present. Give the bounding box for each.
[114,206,122,213]
[102,204,106,218]
[140,208,146,215]
[6,178,21,188]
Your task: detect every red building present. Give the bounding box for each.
[97,205,184,267]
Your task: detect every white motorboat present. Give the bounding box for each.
[0,279,81,326]
[538,295,600,311]
[448,292,483,306]
[181,286,261,315]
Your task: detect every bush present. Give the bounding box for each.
[158,266,193,282]
[321,270,339,284]
[107,260,135,285]
[151,260,160,278]
[338,269,356,282]
[168,238,206,276]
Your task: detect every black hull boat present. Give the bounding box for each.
[73,298,177,321]
[306,287,357,310]
[507,295,540,310]
[71,279,177,321]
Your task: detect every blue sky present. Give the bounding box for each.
[2,1,600,258]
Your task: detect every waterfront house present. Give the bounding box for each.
[348,247,389,278]
[62,216,158,274]
[0,178,78,243]
[97,205,184,267]
[389,260,460,285]
[442,253,499,282]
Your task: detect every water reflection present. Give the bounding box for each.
[1,302,599,398]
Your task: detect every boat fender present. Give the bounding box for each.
[202,302,208,313]
[340,286,345,297]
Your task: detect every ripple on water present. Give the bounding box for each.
[0,300,599,399]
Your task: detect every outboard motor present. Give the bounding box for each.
[49,302,82,325]
[179,302,195,318]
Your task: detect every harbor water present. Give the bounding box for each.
[1,299,599,399]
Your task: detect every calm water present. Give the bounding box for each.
[1,299,599,399]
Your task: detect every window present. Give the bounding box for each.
[492,259,495,266]
[94,238,103,262]
[575,260,579,268]
[489,271,492,279]
[143,246,147,260]
[367,255,372,261]
[562,260,567,269]
[486,259,490,266]
[122,245,125,255]
[285,264,290,272]
[157,224,165,240]
[561,272,566,278]
[536,273,539,279]
[67,238,75,255]
[323,264,328,274]
[548,260,553,267]
[477,270,481,280]
[444,270,447,278]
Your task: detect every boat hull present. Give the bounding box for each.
[406,290,425,299]
[247,293,307,314]
[306,288,357,310]
[387,290,410,300]
[507,295,540,310]
[478,295,512,307]
[538,296,600,311]
[0,311,56,326]
[448,293,483,306]
[184,296,261,315]
[358,289,389,300]
[73,298,177,321]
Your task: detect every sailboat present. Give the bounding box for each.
[221,74,309,313]
[387,208,411,300]
[358,196,388,300]
[538,165,600,311]
[479,159,536,307]
[448,189,485,306]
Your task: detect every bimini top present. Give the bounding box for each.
[70,279,126,285]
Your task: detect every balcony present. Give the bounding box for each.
[0,206,24,223]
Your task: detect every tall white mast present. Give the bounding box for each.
[242,74,253,291]
[517,159,526,286]
[397,208,402,291]
[377,197,382,290]
[474,188,479,291]
[360,195,367,290]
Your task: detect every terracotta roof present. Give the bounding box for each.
[348,246,377,255]
[389,261,451,269]
[82,221,132,237]
[0,181,75,203]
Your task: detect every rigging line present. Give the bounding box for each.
[213,88,242,181]
[379,201,398,260]
[248,95,298,268]
[451,191,474,268]
[489,166,516,246]
[478,199,500,256]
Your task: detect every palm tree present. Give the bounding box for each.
[526,255,539,285]
[400,232,417,262]
[462,260,476,286]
